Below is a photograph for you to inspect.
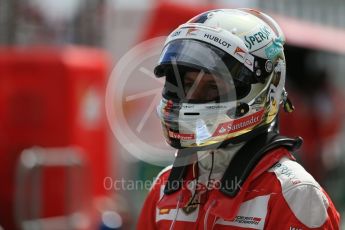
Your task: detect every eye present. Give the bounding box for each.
[184,82,193,89]
[209,84,218,90]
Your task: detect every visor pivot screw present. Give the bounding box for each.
[256,69,262,77]
[265,60,273,72]
[234,103,249,117]
[231,28,237,34]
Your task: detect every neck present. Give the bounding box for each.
[197,143,244,184]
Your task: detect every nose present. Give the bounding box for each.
[183,71,221,101]
[185,85,207,100]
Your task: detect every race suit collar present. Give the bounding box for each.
[157,147,295,220]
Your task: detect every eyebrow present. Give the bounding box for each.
[185,79,226,87]
[184,76,218,82]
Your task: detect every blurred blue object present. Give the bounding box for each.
[99,211,123,230]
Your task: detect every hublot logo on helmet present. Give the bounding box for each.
[204,33,231,48]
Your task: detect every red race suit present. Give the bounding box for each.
[138,148,340,229]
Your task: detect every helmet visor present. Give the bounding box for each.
[154,39,254,102]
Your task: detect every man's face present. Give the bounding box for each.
[183,71,233,102]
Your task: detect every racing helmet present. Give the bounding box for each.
[155,8,290,150]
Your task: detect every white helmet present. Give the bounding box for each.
[155,8,290,150]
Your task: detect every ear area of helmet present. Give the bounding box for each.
[253,58,274,83]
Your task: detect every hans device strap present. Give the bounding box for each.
[163,132,302,195]
[219,132,302,197]
[163,148,195,195]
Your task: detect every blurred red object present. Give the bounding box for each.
[0,46,111,229]
[280,86,345,182]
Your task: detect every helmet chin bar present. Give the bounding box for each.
[173,123,272,153]
[169,123,272,169]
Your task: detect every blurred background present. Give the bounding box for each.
[1,0,345,229]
